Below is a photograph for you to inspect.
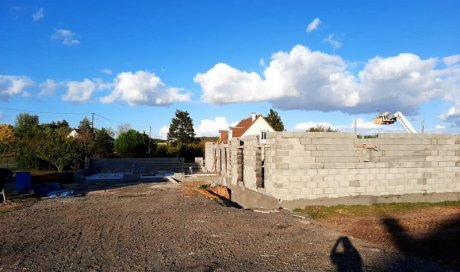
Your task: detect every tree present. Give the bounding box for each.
[116,123,132,137]
[14,113,42,169]
[34,127,83,171]
[307,125,338,132]
[167,110,195,144]
[79,117,92,131]
[14,113,40,139]
[266,108,285,131]
[93,128,114,157]
[42,120,70,130]
[114,129,148,157]
[77,117,95,159]
[0,124,14,155]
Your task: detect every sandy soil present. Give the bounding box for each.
[0,181,449,271]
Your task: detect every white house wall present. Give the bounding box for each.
[242,118,274,138]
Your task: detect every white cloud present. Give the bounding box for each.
[294,121,335,131]
[100,69,112,75]
[0,75,33,100]
[195,63,266,103]
[323,34,342,49]
[439,106,460,126]
[158,125,169,140]
[39,79,62,96]
[259,58,265,67]
[195,45,460,124]
[62,79,96,103]
[443,55,460,66]
[51,28,80,46]
[435,125,445,129]
[32,7,44,21]
[306,18,321,33]
[101,71,190,106]
[92,78,113,90]
[196,45,358,109]
[195,117,230,137]
[294,118,405,134]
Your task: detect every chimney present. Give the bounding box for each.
[251,112,256,122]
[228,127,233,140]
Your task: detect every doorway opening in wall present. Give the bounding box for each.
[237,148,244,184]
[261,160,265,188]
[224,147,227,176]
[256,147,264,189]
[219,148,222,174]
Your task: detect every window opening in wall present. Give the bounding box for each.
[260,131,267,144]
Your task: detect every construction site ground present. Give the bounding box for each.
[0,180,457,272]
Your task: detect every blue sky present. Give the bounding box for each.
[1,0,459,138]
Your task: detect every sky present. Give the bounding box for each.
[1,0,460,138]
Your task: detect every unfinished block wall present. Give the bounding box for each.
[205,132,460,203]
[263,132,460,201]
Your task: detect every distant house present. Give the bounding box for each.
[219,113,274,144]
[68,129,80,138]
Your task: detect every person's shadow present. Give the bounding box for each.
[330,236,363,272]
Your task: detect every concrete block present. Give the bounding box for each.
[315,156,360,163]
[303,145,317,151]
[349,180,360,187]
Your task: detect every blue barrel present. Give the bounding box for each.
[15,171,32,193]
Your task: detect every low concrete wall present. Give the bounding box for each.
[226,182,279,210]
[206,132,460,208]
[89,157,187,174]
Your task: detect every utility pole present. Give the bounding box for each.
[148,126,152,155]
[91,112,95,132]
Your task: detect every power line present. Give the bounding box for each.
[0,107,154,132]
[0,107,90,116]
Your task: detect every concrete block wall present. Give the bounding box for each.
[213,132,460,205]
[89,157,186,174]
[262,132,460,201]
[204,142,218,172]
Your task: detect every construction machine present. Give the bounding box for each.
[373,111,418,133]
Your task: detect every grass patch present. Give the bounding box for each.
[295,201,460,219]
[197,183,210,189]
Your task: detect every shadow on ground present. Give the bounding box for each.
[330,236,363,272]
[381,215,460,271]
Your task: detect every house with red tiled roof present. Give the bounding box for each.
[219,113,275,144]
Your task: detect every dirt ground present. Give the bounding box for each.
[317,207,460,271]
[0,181,452,272]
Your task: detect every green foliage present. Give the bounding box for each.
[12,113,114,171]
[265,108,285,131]
[146,142,203,162]
[34,127,84,171]
[93,128,114,157]
[114,129,149,157]
[14,113,42,169]
[167,110,195,144]
[307,125,338,132]
[78,117,92,131]
[14,113,40,139]
[41,120,70,131]
[295,201,460,219]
